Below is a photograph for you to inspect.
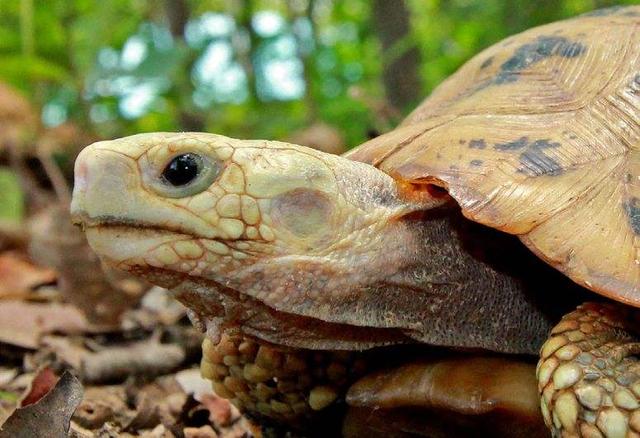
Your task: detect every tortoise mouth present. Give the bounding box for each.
[72,214,197,237]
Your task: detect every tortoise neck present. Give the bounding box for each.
[384,206,588,354]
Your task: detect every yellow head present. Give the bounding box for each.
[71,132,435,348]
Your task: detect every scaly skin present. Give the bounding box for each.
[201,333,366,425]
[538,303,640,437]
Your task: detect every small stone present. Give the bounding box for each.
[613,389,639,410]
[553,363,582,389]
[308,386,338,410]
[596,407,628,438]
[555,392,579,432]
[576,384,604,410]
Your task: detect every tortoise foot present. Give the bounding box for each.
[200,332,366,428]
[538,302,640,437]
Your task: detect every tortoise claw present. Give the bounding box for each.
[538,302,640,437]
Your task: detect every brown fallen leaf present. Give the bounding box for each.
[29,204,147,326]
[73,385,133,430]
[0,252,56,299]
[20,367,58,407]
[0,300,90,349]
[0,371,83,438]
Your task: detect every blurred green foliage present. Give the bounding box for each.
[0,167,24,224]
[0,0,637,148]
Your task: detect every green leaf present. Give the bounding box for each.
[0,168,25,224]
[0,390,18,403]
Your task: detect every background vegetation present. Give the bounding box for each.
[1,0,636,148]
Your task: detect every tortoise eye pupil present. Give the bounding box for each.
[162,153,201,186]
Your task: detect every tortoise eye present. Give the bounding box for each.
[162,153,202,186]
[151,152,221,198]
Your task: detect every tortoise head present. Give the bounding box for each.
[70,132,442,345]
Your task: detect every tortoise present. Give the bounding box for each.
[70,6,640,437]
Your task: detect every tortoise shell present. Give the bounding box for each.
[347,6,640,305]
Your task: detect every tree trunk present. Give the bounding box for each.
[371,0,421,112]
[163,0,205,131]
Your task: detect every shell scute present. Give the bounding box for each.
[347,7,640,304]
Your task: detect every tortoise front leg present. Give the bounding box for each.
[538,302,640,437]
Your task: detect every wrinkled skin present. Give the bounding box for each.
[71,133,640,437]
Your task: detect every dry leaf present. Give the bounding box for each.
[0,253,56,299]
[20,367,58,407]
[0,371,83,438]
[0,300,90,349]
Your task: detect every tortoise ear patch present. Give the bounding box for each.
[270,188,334,240]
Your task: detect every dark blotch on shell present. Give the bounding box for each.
[480,57,494,69]
[494,36,586,85]
[469,139,487,149]
[495,137,563,177]
[518,150,563,177]
[624,197,640,235]
[495,136,530,151]
[470,160,483,167]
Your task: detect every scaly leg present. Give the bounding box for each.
[538,302,640,437]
